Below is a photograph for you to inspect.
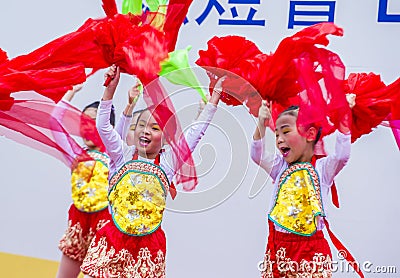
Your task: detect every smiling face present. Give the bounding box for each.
[275,114,314,164]
[133,110,164,159]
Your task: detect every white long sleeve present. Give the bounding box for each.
[97,100,218,183]
[96,100,125,175]
[317,132,351,186]
[250,131,351,232]
[250,138,285,181]
[183,103,217,153]
[50,99,81,167]
[115,112,132,141]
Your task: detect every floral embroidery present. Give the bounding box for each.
[82,236,166,278]
[109,168,167,236]
[71,151,110,213]
[58,219,109,262]
[269,163,324,235]
[261,247,332,278]
[108,160,169,236]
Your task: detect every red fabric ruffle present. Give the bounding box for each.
[0,0,198,188]
[102,0,118,18]
[120,24,167,84]
[292,47,348,137]
[389,94,400,149]
[0,48,8,64]
[197,22,347,139]
[343,72,400,142]
[0,9,168,102]
[389,119,400,150]
[0,64,86,103]
[164,0,194,52]
[196,35,263,106]
[196,35,263,75]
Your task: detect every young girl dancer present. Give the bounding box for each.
[54,85,115,278]
[251,101,357,278]
[80,65,222,277]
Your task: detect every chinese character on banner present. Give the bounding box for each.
[195,0,266,26]
[378,0,400,22]
[288,1,336,29]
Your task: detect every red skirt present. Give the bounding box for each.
[58,204,111,262]
[261,222,332,278]
[81,221,166,278]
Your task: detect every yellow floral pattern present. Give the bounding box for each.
[269,163,323,235]
[108,161,168,236]
[71,150,110,212]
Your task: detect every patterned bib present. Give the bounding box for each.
[269,162,324,236]
[71,150,110,213]
[108,159,170,236]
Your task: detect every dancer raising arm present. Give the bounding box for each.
[80,65,222,278]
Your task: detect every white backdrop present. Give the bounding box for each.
[0,1,399,277]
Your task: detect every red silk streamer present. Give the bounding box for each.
[294,47,348,138]
[389,120,400,150]
[196,23,344,121]
[0,99,94,167]
[0,11,167,99]
[324,219,365,278]
[0,0,197,187]
[196,35,263,107]
[163,0,194,52]
[0,48,8,63]
[389,95,400,149]
[0,111,75,166]
[102,0,118,17]
[142,79,198,190]
[330,182,340,208]
[0,97,103,165]
[343,73,400,143]
[312,154,340,208]
[0,64,86,103]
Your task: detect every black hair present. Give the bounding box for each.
[83,101,100,112]
[132,109,146,120]
[315,127,322,143]
[83,101,115,126]
[278,105,299,118]
[134,108,151,126]
[130,109,146,130]
[278,105,322,144]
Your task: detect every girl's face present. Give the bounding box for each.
[133,110,164,159]
[82,107,98,149]
[126,113,140,146]
[275,114,310,164]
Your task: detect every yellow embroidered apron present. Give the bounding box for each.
[108,158,170,236]
[268,162,324,236]
[71,150,110,212]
